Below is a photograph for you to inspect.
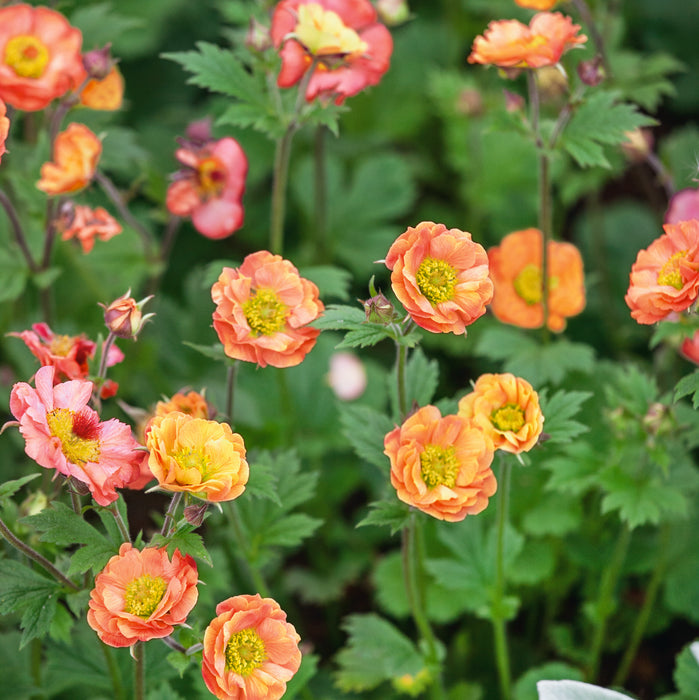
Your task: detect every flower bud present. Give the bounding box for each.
[82,44,115,81]
[184,502,210,527]
[101,290,155,340]
[537,65,568,101]
[376,0,411,26]
[185,117,213,146]
[577,56,605,87]
[363,292,395,324]
[503,89,525,113]
[245,17,272,52]
[621,128,653,163]
[19,490,48,519]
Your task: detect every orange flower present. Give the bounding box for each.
[488,228,585,332]
[0,4,83,111]
[468,12,586,69]
[146,412,249,502]
[0,99,8,163]
[385,221,493,334]
[36,123,101,195]
[211,251,324,368]
[458,373,544,454]
[201,594,302,700]
[384,405,496,522]
[58,204,121,253]
[87,543,198,648]
[155,390,212,420]
[515,0,559,9]
[80,65,124,111]
[625,219,699,324]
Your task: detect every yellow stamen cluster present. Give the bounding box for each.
[197,156,226,198]
[490,403,526,432]
[49,334,75,357]
[225,628,267,676]
[657,250,688,290]
[416,257,457,305]
[294,3,368,57]
[4,35,50,78]
[46,408,101,466]
[124,574,167,618]
[173,446,211,481]
[243,288,288,336]
[513,264,542,304]
[420,444,460,489]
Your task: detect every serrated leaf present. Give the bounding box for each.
[311,304,367,330]
[246,458,282,506]
[505,341,596,387]
[356,499,411,535]
[336,325,392,349]
[674,370,699,408]
[388,347,439,418]
[335,614,424,692]
[298,265,352,301]
[150,530,213,567]
[19,591,58,648]
[543,443,600,496]
[70,3,143,46]
[0,474,41,504]
[21,501,112,549]
[339,404,395,469]
[261,512,322,548]
[474,325,537,363]
[538,390,592,444]
[67,543,117,577]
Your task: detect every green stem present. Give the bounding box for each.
[570,0,610,77]
[228,503,271,597]
[396,342,408,420]
[492,456,512,700]
[101,642,126,700]
[313,125,328,262]
[586,525,631,682]
[91,331,117,412]
[109,502,131,544]
[225,361,239,428]
[133,641,145,700]
[0,515,78,590]
[0,188,38,272]
[160,492,182,538]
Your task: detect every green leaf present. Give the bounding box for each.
[21,501,111,548]
[336,325,393,349]
[388,347,439,418]
[70,3,143,46]
[150,529,213,567]
[675,370,699,408]
[543,443,602,496]
[335,614,424,692]
[514,662,584,700]
[0,474,41,505]
[246,457,282,506]
[522,496,583,537]
[674,642,699,698]
[356,499,411,535]
[261,512,323,548]
[474,325,538,363]
[339,404,395,470]
[0,249,28,303]
[285,653,320,699]
[539,390,592,444]
[182,341,229,362]
[562,90,657,168]
[311,303,367,330]
[298,265,353,301]
[506,341,596,387]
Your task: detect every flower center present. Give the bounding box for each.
[124,574,167,618]
[294,3,368,57]
[513,264,542,304]
[197,156,227,198]
[5,35,50,79]
[657,250,688,290]
[49,334,75,357]
[174,446,211,481]
[420,444,460,489]
[46,408,101,466]
[243,288,288,336]
[490,403,526,432]
[225,628,267,676]
[416,257,457,305]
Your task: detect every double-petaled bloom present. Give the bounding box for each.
[468,12,586,69]
[166,135,248,240]
[487,228,585,332]
[87,543,199,648]
[36,123,102,195]
[146,412,249,503]
[384,405,497,522]
[458,373,544,454]
[385,221,493,334]
[58,203,122,253]
[271,0,393,104]
[9,366,142,506]
[0,4,83,111]
[625,219,699,324]
[211,251,324,368]
[201,594,302,700]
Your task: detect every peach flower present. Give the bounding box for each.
[0,99,8,163]
[0,4,83,111]
[666,189,699,225]
[271,0,393,104]
[9,322,123,382]
[9,366,142,506]
[468,12,586,69]
[146,412,249,502]
[80,65,124,111]
[625,219,699,324]
[458,373,544,454]
[58,204,121,253]
[202,594,302,700]
[515,0,559,9]
[384,405,496,522]
[680,330,699,365]
[488,228,585,332]
[211,251,324,368]
[36,123,101,195]
[87,543,198,648]
[385,221,493,334]
[166,135,247,240]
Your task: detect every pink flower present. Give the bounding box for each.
[271,0,393,104]
[166,136,248,240]
[680,330,699,365]
[9,366,142,506]
[666,189,699,225]
[58,203,122,253]
[8,322,124,382]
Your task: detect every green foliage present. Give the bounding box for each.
[339,404,395,470]
[514,662,584,700]
[388,347,439,419]
[671,642,699,700]
[151,525,213,567]
[334,614,424,693]
[674,370,699,408]
[538,389,592,444]
[0,474,40,506]
[356,498,411,535]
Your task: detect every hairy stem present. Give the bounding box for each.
[225,361,239,428]
[396,342,408,420]
[133,641,145,700]
[102,642,126,700]
[313,125,328,262]
[108,502,131,544]
[0,188,38,272]
[160,492,183,538]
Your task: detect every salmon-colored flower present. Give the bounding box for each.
[515,0,559,9]
[202,593,302,700]
[58,204,121,253]
[155,390,212,420]
[8,322,123,382]
[101,290,154,340]
[79,65,124,111]
[680,330,699,365]
[271,0,393,104]
[9,366,142,506]
[211,251,324,368]
[87,543,198,648]
[488,228,585,332]
[625,219,699,324]
[0,4,83,112]
[146,412,249,502]
[166,135,247,240]
[666,189,699,225]
[458,373,544,454]
[385,221,493,334]
[36,123,101,195]
[384,405,496,522]
[468,12,586,69]
[0,99,8,163]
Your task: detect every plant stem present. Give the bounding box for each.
[227,503,271,597]
[160,492,182,538]
[492,456,512,700]
[570,0,610,77]
[101,642,126,700]
[0,515,78,590]
[0,188,38,272]
[109,502,131,544]
[133,641,145,700]
[225,361,239,427]
[586,524,631,682]
[313,125,328,262]
[396,342,408,420]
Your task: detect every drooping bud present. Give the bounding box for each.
[376,0,411,26]
[577,56,604,87]
[621,128,653,163]
[363,292,395,324]
[82,44,115,81]
[184,501,210,528]
[185,117,213,146]
[101,290,155,340]
[245,17,272,52]
[536,65,568,101]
